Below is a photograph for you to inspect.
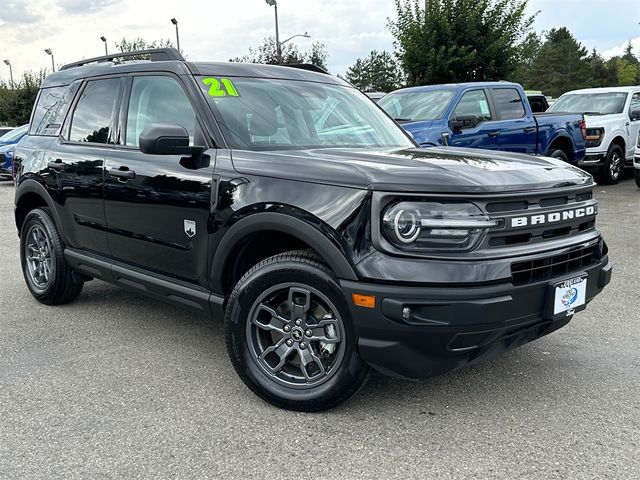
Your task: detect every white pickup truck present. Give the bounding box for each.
[635,133,640,188]
[548,86,640,184]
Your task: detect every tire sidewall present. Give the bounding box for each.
[549,149,569,163]
[225,258,366,409]
[603,144,623,183]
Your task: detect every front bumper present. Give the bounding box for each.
[342,254,612,379]
[578,152,606,168]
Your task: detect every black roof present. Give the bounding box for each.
[42,48,347,88]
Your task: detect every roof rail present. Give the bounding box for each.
[60,48,185,71]
[281,63,329,75]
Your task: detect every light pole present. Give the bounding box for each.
[265,0,281,62]
[170,18,180,52]
[280,32,311,48]
[100,36,108,55]
[44,48,55,72]
[3,59,14,88]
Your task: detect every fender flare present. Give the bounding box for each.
[210,212,359,293]
[14,179,63,236]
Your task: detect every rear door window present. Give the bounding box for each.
[68,79,120,144]
[492,88,526,120]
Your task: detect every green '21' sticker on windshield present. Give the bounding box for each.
[202,77,240,97]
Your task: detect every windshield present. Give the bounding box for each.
[199,77,414,151]
[0,124,27,143]
[548,92,628,115]
[378,89,454,122]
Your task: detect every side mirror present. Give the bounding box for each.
[450,115,478,130]
[630,109,640,121]
[139,124,205,156]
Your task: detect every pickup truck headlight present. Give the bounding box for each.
[585,128,604,148]
[381,201,498,252]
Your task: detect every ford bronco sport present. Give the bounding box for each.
[13,49,612,411]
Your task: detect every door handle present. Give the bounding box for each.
[488,131,500,138]
[523,127,536,134]
[47,159,66,171]
[109,167,136,180]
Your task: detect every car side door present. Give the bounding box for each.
[448,89,499,150]
[626,91,640,160]
[488,87,537,155]
[43,77,122,254]
[103,73,215,286]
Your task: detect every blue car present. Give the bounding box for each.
[0,124,28,179]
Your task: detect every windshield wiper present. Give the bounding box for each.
[583,111,602,115]
[394,117,413,123]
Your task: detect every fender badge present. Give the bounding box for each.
[184,220,196,238]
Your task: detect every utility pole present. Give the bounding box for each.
[100,36,108,55]
[171,18,181,52]
[3,60,14,88]
[265,0,281,62]
[44,49,55,72]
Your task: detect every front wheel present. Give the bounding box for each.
[598,144,624,185]
[225,251,369,411]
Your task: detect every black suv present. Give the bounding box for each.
[13,49,612,411]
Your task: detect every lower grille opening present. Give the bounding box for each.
[511,245,601,286]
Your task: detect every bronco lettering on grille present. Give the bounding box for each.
[510,206,596,228]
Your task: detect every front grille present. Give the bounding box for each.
[511,244,601,286]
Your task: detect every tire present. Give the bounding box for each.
[635,169,640,189]
[225,250,369,411]
[547,148,569,163]
[598,144,624,185]
[20,208,84,305]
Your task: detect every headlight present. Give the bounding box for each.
[585,128,604,148]
[382,201,498,252]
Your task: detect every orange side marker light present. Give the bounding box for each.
[352,293,376,309]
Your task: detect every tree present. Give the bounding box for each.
[115,37,176,53]
[345,50,403,92]
[525,28,591,97]
[588,49,617,88]
[0,70,46,126]
[511,31,541,86]
[389,0,536,86]
[231,37,329,71]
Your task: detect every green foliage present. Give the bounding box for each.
[523,28,591,97]
[0,70,46,126]
[115,37,175,53]
[345,50,403,92]
[231,37,329,71]
[389,0,536,86]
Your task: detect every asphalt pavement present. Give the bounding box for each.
[0,176,638,479]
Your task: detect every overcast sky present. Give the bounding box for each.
[1,0,639,84]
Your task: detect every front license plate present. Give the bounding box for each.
[553,276,587,317]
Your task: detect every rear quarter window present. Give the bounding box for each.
[492,88,526,120]
[29,84,79,136]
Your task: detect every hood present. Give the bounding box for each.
[231,146,593,194]
[584,113,624,128]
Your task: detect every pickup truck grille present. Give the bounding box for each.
[511,243,601,286]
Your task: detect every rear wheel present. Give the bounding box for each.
[20,208,84,305]
[547,148,569,163]
[598,144,624,184]
[225,251,369,411]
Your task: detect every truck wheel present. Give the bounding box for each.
[635,169,640,189]
[598,144,624,185]
[20,208,84,305]
[547,149,569,163]
[225,250,369,411]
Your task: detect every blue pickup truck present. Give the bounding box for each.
[378,82,586,164]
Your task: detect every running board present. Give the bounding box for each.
[64,249,224,319]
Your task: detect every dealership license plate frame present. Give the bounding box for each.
[545,273,588,320]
